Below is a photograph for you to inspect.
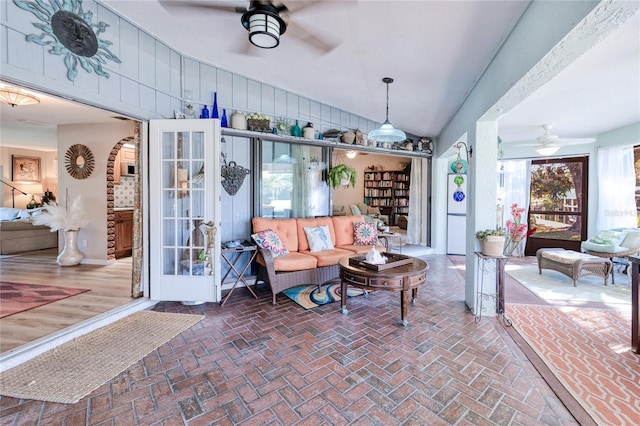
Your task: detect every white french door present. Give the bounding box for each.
[149,119,221,302]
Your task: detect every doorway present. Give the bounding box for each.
[524,156,589,256]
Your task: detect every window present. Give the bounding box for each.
[258,140,329,218]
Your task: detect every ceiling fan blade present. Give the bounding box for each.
[159,1,245,15]
[286,20,340,54]
[560,137,596,145]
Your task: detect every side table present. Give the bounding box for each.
[474,251,510,325]
[378,232,403,253]
[220,242,258,306]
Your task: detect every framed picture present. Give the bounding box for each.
[12,155,41,182]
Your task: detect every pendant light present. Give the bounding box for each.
[0,87,40,107]
[368,77,406,143]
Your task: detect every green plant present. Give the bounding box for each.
[328,164,357,189]
[475,228,506,241]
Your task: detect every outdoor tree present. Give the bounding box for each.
[530,165,574,210]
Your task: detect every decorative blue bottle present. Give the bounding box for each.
[221,109,228,127]
[212,92,219,119]
[201,105,209,119]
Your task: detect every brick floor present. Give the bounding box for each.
[0,255,578,425]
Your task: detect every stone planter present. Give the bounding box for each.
[480,235,505,257]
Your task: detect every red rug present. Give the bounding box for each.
[507,304,639,425]
[0,281,89,318]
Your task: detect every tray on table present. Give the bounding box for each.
[348,253,412,271]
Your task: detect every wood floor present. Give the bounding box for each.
[0,249,134,354]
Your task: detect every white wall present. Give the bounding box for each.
[0,146,57,208]
[57,121,135,263]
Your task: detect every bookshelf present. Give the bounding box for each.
[363,170,410,225]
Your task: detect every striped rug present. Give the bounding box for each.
[507,304,639,425]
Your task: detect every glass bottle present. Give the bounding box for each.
[221,109,228,127]
[290,119,302,137]
[212,92,219,119]
[201,105,209,119]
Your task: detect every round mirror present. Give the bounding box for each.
[65,144,94,179]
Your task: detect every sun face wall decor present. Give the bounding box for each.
[13,0,121,81]
[65,144,95,179]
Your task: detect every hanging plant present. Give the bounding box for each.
[328,164,357,189]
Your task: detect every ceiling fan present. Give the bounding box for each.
[518,124,595,155]
[160,1,341,53]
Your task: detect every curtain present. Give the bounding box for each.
[290,144,309,218]
[597,145,636,230]
[406,158,423,244]
[498,160,531,256]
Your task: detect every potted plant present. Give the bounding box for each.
[328,164,357,189]
[475,228,506,257]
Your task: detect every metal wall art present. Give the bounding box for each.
[13,0,122,81]
[64,144,95,179]
[221,153,250,196]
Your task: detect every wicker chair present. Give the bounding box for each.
[581,228,640,284]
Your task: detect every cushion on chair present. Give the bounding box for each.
[304,225,335,252]
[251,228,289,257]
[357,203,369,215]
[333,215,365,246]
[541,250,599,264]
[349,205,361,215]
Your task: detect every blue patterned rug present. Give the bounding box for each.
[282,282,366,310]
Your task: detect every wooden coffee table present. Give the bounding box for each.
[338,254,428,326]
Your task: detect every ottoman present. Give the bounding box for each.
[536,248,613,286]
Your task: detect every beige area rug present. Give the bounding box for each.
[506,265,630,307]
[0,311,203,404]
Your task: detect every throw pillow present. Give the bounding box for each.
[349,205,361,215]
[357,203,369,214]
[591,229,626,247]
[251,228,289,257]
[304,225,334,252]
[367,206,381,215]
[354,221,378,245]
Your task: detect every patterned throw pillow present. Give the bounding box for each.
[354,222,378,245]
[251,228,289,257]
[304,225,335,252]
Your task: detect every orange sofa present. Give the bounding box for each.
[252,215,385,304]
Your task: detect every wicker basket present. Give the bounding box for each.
[247,119,271,132]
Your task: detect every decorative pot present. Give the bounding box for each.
[480,235,505,257]
[57,229,85,266]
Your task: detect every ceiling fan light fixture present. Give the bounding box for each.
[369,77,406,144]
[536,145,560,156]
[241,4,287,49]
[0,87,40,107]
[345,150,357,159]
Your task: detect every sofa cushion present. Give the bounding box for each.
[252,217,299,252]
[296,217,335,252]
[257,251,318,271]
[581,229,629,253]
[349,205,361,215]
[251,228,289,257]
[332,215,364,246]
[300,248,353,267]
[304,225,335,252]
[354,221,378,245]
[621,230,640,249]
[357,203,369,214]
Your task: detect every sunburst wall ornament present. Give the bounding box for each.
[65,144,95,180]
[13,0,121,81]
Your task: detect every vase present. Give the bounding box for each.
[480,235,505,257]
[221,109,228,127]
[57,229,85,266]
[201,105,209,119]
[212,92,219,119]
[290,119,301,137]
